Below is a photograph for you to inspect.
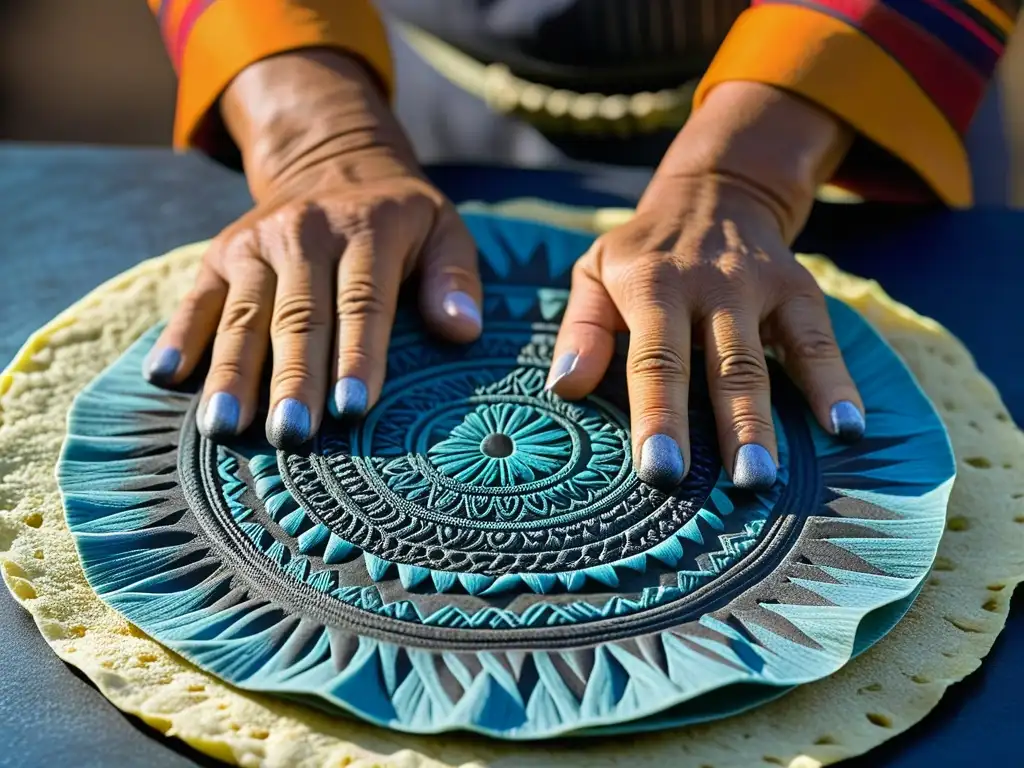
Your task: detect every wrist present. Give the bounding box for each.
[649,82,854,239]
[221,49,417,200]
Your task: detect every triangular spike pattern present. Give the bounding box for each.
[364,553,394,582]
[297,523,330,555]
[278,508,308,537]
[431,570,458,593]
[521,573,557,594]
[459,573,496,595]
[324,534,355,565]
[397,563,431,590]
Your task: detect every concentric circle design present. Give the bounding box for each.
[59,213,955,739]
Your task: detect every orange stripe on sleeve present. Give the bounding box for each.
[693,4,972,206]
[172,0,393,149]
[964,0,1017,33]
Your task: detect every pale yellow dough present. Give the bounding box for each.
[1,201,1023,768]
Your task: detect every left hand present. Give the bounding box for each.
[545,82,865,490]
[143,51,481,450]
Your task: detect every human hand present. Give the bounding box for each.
[143,51,481,449]
[546,83,866,490]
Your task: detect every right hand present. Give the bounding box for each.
[546,83,864,491]
[143,51,482,449]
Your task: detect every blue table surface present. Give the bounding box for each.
[0,145,1020,767]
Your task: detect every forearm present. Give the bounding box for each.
[692,1,1021,207]
[647,81,853,241]
[221,50,417,202]
[147,0,394,153]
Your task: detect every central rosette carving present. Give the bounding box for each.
[378,381,631,523]
[284,330,723,575]
[429,403,572,487]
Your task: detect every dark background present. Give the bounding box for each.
[0,0,175,145]
[2,0,1024,204]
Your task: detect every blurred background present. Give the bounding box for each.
[2,0,1024,203]
[0,0,175,145]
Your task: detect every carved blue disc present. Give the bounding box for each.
[59,213,955,738]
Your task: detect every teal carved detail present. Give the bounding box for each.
[213,444,781,625]
[341,362,635,529]
[428,403,571,488]
[59,211,956,740]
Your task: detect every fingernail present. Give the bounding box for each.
[331,377,369,420]
[198,392,240,439]
[267,398,312,450]
[733,444,777,491]
[638,434,685,488]
[830,400,866,442]
[545,351,579,392]
[143,346,181,386]
[442,291,482,329]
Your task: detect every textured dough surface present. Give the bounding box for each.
[1,204,1022,768]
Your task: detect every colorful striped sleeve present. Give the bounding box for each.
[148,0,394,152]
[693,0,1020,207]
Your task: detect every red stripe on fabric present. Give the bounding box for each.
[170,0,216,70]
[861,3,986,131]
[753,0,985,133]
[157,0,186,63]
[156,0,174,56]
[917,0,1002,52]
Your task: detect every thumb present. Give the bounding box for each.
[418,206,483,344]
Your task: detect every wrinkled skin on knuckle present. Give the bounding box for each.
[729,404,777,439]
[328,190,442,281]
[789,326,842,362]
[628,342,690,382]
[270,362,313,392]
[326,191,392,240]
[208,357,247,385]
[337,276,387,320]
[218,298,265,335]
[272,293,329,336]
[632,404,687,438]
[332,203,375,238]
[778,280,843,361]
[714,344,770,393]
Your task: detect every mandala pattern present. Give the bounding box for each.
[59,212,955,739]
[348,358,639,529]
[429,403,573,488]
